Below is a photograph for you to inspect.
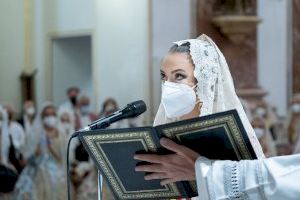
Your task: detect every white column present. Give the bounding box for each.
[151,0,197,120]
[94,0,151,122]
[257,0,293,116]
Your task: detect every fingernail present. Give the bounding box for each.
[135,167,140,171]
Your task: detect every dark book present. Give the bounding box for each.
[78,109,257,200]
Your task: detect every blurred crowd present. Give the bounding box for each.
[241,94,300,158]
[1,87,300,199]
[0,87,141,200]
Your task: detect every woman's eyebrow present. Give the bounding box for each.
[171,69,185,74]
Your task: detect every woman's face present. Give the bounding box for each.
[160,53,196,87]
[42,107,57,119]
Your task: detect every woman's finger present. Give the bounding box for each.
[135,164,165,173]
[134,154,165,164]
[144,172,169,180]
[160,178,176,186]
[160,138,199,159]
[160,138,185,154]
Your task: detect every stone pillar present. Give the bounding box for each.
[197,0,266,111]
[294,0,300,94]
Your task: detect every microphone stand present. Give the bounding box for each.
[98,170,103,200]
[68,100,146,200]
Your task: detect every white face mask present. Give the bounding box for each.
[161,81,197,118]
[26,107,35,116]
[254,128,265,139]
[292,104,300,113]
[80,105,90,115]
[43,116,57,128]
[256,107,266,117]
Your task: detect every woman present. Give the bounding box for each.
[14,103,67,200]
[135,35,300,200]
[134,34,264,197]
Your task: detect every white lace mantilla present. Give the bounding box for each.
[155,34,264,158]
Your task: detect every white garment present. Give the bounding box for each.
[58,101,76,127]
[0,106,9,164]
[22,115,36,159]
[80,115,92,128]
[8,122,25,152]
[154,34,264,158]
[195,154,300,200]
[59,101,74,113]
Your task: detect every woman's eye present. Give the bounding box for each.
[160,73,166,81]
[175,73,186,80]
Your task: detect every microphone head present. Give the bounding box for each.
[125,100,147,118]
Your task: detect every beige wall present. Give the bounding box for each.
[0,1,25,112]
[34,0,151,122]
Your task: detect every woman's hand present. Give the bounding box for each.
[134,138,199,185]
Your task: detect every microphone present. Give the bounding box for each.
[78,100,146,133]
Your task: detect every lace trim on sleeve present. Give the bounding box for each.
[255,160,268,200]
[223,161,249,199]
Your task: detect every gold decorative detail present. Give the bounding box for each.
[82,131,181,199]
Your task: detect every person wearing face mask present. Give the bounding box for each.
[100,98,119,117]
[131,35,300,200]
[14,102,67,200]
[99,98,130,129]
[77,94,97,128]
[18,100,36,131]
[60,87,80,110]
[286,94,300,146]
[73,98,126,200]
[59,87,80,130]
[252,117,277,157]
[17,100,37,161]
[58,110,75,138]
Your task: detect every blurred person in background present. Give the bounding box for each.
[291,95,300,154]
[14,103,67,200]
[254,101,280,141]
[252,116,277,157]
[73,94,96,163]
[286,94,300,146]
[58,109,75,139]
[59,87,80,130]
[75,98,127,200]
[0,104,9,165]
[0,104,18,200]
[18,100,37,161]
[99,98,130,129]
[4,105,25,173]
[77,94,97,128]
